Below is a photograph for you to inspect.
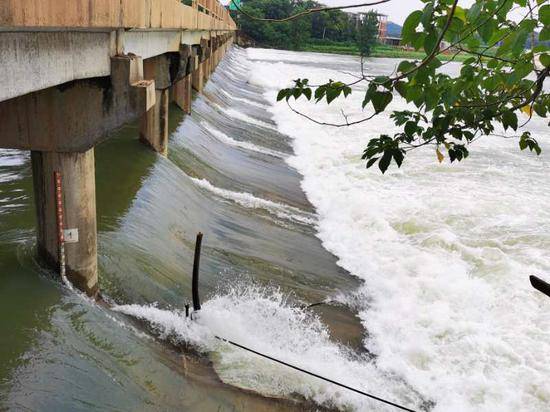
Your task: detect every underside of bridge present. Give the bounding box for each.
[0,0,236,296]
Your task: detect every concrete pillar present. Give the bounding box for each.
[139,56,171,156]
[212,41,218,69]
[205,58,212,81]
[173,74,192,114]
[139,88,169,156]
[192,53,204,92]
[201,38,211,82]
[31,148,98,296]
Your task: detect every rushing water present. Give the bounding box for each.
[1,47,549,412]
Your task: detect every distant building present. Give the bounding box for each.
[349,12,402,46]
[377,14,388,39]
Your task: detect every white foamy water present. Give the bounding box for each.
[114,283,423,411]
[244,47,550,412]
[220,88,268,109]
[190,176,316,226]
[200,120,284,158]
[214,103,277,130]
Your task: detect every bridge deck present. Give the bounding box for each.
[0,0,236,31]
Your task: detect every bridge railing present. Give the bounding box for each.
[0,0,236,31]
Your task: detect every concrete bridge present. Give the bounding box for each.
[0,0,237,296]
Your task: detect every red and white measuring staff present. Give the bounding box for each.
[54,171,67,282]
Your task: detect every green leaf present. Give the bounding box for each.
[366,157,378,169]
[534,102,548,117]
[326,87,339,104]
[402,10,423,44]
[453,6,467,22]
[404,121,417,137]
[371,91,393,113]
[502,111,518,131]
[478,19,497,43]
[393,149,404,167]
[412,32,427,51]
[421,3,434,26]
[314,87,326,102]
[519,132,542,155]
[378,150,392,173]
[342,86,352,97]
[397,61,416,75]
[467,2,482,22]
[277,89,288,101]
[540,5,550,25]
[487,59,499,69]
[394,81,408,98]
[425,88,439,111]
[424,30,439,55]
[540,26,550,42]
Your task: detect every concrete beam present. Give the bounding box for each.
[181,30,210,46]
[0,29,231,103]
[122,30,181,60]
[0,31,112,102]
[32,148,98,296]
[0,55,150,151]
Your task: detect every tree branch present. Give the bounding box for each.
[286,101,379,127]
[229,0,391,23]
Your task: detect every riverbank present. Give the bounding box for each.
[298,41,471,61]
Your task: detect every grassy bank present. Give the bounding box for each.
[299,41,470,62]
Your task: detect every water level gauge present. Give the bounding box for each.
[63,229,79,243]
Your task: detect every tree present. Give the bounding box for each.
[356,11,379,56]
[273,0,550,173]
[232,0,359,48]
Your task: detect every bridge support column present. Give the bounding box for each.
[139,55,171,156]
[201,38,211,82]
[139,88,169,156]
[31,148,98,297]
[212,42,217,70]
[173,75,192,114]
[192,47,204,92]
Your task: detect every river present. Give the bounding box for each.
[1,47,549,411]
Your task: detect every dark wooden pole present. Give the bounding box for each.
[192,232,203,311]
[530,275,550,298]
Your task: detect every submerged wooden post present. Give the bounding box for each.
[192,232,203,311]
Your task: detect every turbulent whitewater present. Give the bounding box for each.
[246,48,550,411]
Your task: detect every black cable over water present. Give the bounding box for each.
[214,335,417,412]
[189,233,415,411]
